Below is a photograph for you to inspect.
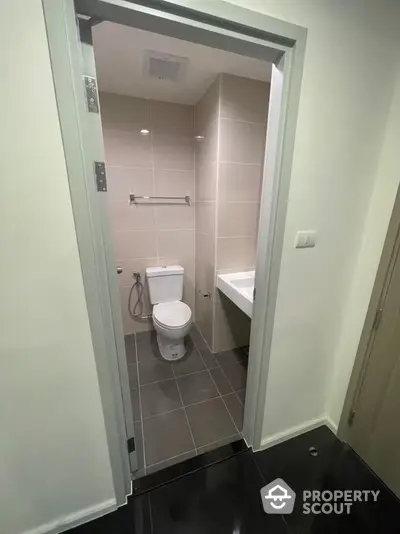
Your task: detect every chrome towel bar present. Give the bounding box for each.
[129,194,190,205]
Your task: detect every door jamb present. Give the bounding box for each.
[338,186,400,441]
[43,0,307,504]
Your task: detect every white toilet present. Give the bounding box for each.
[146,265,192,361]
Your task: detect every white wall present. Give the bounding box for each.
[0,2,115,534]
[222,0,400,442]
[327,64,400,425]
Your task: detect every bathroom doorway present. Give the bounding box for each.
[91,20,272,476]
[44,0,305,497]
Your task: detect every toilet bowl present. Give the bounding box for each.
[152,301,192,360]
[146,265,192,361]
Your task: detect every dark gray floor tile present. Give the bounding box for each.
[127,364,138,389]
[171,347,205,376]
[134,421,145,471]
[197,434,241,455]
[221,361,247,391]
[130,388,141,422]
[210,367,233,395]
[186,397,237,448]
[124,334,136,364]
[143,409,195,466]
[146,449,196,474]
[190,324,208,350]
[136,330,155,345]
[198,347,219,369]
[236,389,246,405]
[176,371,218,405]
[223,393,244,431]
[216,347,247,367]
[140,379,182,418]
[136,330,160,361]
[138,358,173,385]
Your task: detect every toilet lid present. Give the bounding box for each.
[153,301,191,329]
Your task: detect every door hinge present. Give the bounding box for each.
[83,75,99,113]
[348,409,356,427]
[253,288,256,301]
[372,308,383,331]
[95,161,107,191]
[127,437,135,453]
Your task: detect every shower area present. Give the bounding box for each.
[93,21,271,477]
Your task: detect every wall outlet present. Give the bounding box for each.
[295,230,317,249]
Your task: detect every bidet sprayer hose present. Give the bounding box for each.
[128,272,151,320]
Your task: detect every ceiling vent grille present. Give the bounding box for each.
[143,50,188,82]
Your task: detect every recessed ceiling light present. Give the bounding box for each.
[194,135,204,140]
[140,129,150,135]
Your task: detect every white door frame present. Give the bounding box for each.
[43,0,307,505]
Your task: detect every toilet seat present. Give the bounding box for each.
[153,301,192,330]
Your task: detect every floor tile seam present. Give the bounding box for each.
[235,389,245,407]
[139,367,210,387]
[146,448,197,469]
[134,335,147,475]
[216,361,237,394]
[198,348,241,436]
[171,363,198,454]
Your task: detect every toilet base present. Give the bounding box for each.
[157,333,186,361]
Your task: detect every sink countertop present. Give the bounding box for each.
[216,271,255,318]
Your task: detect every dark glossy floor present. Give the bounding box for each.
[68,425,400,534]
[125,325,248,475]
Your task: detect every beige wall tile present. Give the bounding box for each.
[195,295,214,350]
[218,162,263,202]
[217,201,259,238]
[219,119,266,165]
[153,134,194,170]
[119,285,153,334]
[195,78,220,135]
[151,101,194,136]
[196,201,215,236]
[195,120,218,168]
[106,167,154,203]
[155,205,195,230]
[103,129,153,167]
[154,169,194,199]
[99,92,151,131]
[113,230,157,260]
[195,239,215,292]
[213,293,251,352]
[220,74,269,124]
[115,257,159,288]
[157,229,195,261]
[108,201,155,232]
[216,236,257,270]
[195,162,217,202]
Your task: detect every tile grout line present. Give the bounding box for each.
[196,342,242,439]
[139,365,213,387]
[135,334,147,475]
[146,448,197,470]
[171,359,198,456]
[193,327,244,435]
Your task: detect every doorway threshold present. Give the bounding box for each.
[133,438,248,495]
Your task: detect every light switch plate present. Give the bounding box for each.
[295,230,317,249]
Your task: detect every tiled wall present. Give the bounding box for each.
[194,80,219,349]
[195,74,270,352]
[100,92,195,334]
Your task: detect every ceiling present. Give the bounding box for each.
[92,22,272,105]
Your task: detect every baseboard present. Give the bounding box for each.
[259,417,332,450]
[324,415,338,435]
[23,498,117,534]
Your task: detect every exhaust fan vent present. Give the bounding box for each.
[143,50,188,82]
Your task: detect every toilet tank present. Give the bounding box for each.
[146,265,184,304]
